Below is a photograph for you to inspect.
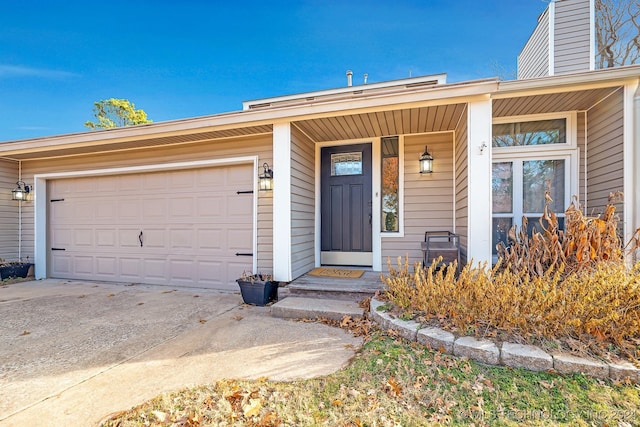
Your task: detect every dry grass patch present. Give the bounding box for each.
[100,333,640,426]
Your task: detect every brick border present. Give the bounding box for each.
[370,298,639,383]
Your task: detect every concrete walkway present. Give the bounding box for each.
[0,280,362,426]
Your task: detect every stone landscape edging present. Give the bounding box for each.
[369,298,639,383]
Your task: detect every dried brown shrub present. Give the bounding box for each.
[382,192,640,361]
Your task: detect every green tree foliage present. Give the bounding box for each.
[84,98,152,129]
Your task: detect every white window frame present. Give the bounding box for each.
[492,113,578,260]
[492,112,576,154]
[380,135,405,237]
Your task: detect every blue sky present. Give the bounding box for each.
[0,1,549,142]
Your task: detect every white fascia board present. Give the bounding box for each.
[496,66,640,97]
[0,79,498,157]
[242,74,448,109]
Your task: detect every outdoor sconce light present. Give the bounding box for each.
[11,181,31,201]
[258,162,274,191]
[419,146,434,174]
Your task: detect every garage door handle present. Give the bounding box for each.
[139,231,143,247]
[235,252,253,256]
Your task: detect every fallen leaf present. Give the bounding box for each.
[199,319,207,324]
[152,410,169,422]
[385,376,402,396]
[19,330,30,336]
[243,398,262,417]
[232,315,243,321]
[539,379,555,389]
[107,293,115,297]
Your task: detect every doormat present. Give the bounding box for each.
[308,267,364,278]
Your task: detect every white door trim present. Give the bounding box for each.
[315,139,381,270]
[33,156,259,280]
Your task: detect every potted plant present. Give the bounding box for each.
[236,272,278,306]
[0,257,33,280]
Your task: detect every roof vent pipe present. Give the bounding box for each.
[346,70,353,87]
[364,73,368,84]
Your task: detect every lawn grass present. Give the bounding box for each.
[101,331,640,426]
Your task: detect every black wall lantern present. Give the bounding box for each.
[419,146,434,174]
[11,181,31,201]
[258,162,274,191]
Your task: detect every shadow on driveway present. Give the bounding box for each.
[0,279,362,426]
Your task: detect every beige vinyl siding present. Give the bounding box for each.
[518,8,551,79]
[0,159,19,260]
[21,134,274,274]
[454,109,469,262]
[554,0,592,74]
[585,88,624,218]
[290,126,316,279]
[381,133,454,270]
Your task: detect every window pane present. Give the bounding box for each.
[381,137,399,232]
[331,152,362,176]
[523,160,565,213]
[492,217,512,255]
[526,216,565,236]
[492,119,566,147]
[492,162,513,213]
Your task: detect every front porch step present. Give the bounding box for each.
[284,271,384,302]
[271,297,364,321]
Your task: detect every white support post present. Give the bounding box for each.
[272,122,292,281]
[626,82,639,262]
[466,98,493,264]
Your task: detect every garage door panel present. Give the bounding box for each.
[95,201,117,221]
[118,200,141,220]
[197,229,224,250]
[143,258,167,280]
[96,229,116,247]
[169,229,194,250]
[196,196,224,217]
[119,228,143,248]
[143,228,166,248]
[74,256,94,274]
[48,164,254,289]
[120,258,142,278]
[228,195,252,216]
[142,198,167,220]
[227,229,252,250]
[74,229,93,247]
[96,257,117,275]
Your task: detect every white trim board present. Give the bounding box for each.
[33,156,260,280]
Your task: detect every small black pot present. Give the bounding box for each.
[236,279,278,306]
[0,263,32,280]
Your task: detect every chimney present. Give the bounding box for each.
[364,73,368,84]
[346,70,353,87]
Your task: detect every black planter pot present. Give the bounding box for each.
[0,263,32,280]
[236,279,278,306]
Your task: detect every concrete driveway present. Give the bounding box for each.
[0,279,362,426]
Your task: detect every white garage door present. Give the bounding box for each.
[48,164,254,290]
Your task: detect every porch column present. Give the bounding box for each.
[272,122,292,281]
[466,98,493,264]
[627,81,640,261]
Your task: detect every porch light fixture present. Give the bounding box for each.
[11,181,31,201]
[419,146,433,174]
[258,162,274,191]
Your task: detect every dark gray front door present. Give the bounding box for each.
[320,143,372,266]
